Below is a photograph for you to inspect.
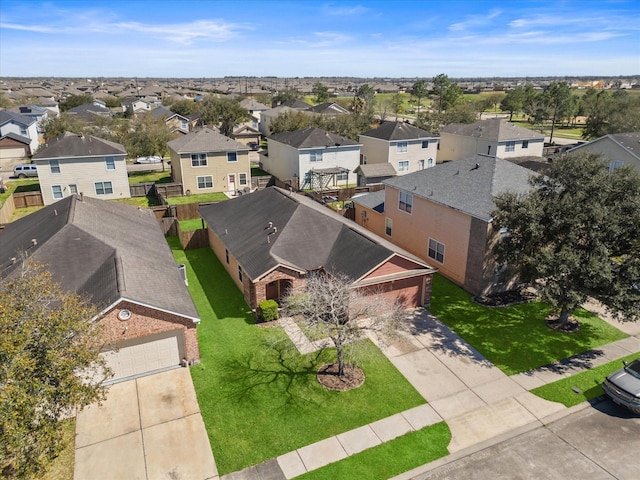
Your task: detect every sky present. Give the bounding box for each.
[1,0,639,78]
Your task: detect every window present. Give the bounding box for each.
[238,266,243,282]
[49,159,60,174]
[362,154,367,164]
[399,191,413,213]
[225,249,229,264]
[427,158,434,167]
[239,173,248,186]
[94,181,113,195]
[227,152,237,163]
[105,156,115,170]
[337,171,348,181]
[181,120,187,129]
[69,184,78,195]
[51,185,63,199]
[197,175,213,189]
[396,141,408,153]
[522,140,529,149]
[609,160,624,173]
[398,160,409,172]
[309,150,322,162]
[191,153,207,167]
[505,141,515,152]
[385,218,392,236]
[20,126,27,135]
[422,140,429,149]
[428,238,445,263]
[418,159,425,170]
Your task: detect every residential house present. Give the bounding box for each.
[67,102,112,122]
[0,194,200,384]
[32,132,130,205]
[359,121,439,175]
[306,102,351,116]
[167,127,251,195]
[239,98,269,131]
[264,127,361,189]
[353,155,534,296]
[9,105,49,129]
[0,110,39,156]
[149,106,190,134]
[567,132,640,173]
[121,97,154,114]
[438,118,544,162]
[231,124,261,147]
[0,132,32,168]
[259,105,296,136]
[198,187,436,309]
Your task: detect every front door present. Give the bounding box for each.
[228,174,236,192]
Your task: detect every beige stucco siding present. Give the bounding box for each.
[35,155,129,205]
[177,151,250,194]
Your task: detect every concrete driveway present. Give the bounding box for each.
[74,368,218,480]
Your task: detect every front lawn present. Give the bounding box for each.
[531,353,640,407]
[169,239,427,475]
[429,275,628,375]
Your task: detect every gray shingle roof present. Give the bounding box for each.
[33,132,126,159]
[354,163,397,177]
[440,118,544,142]
[569,132,640,160]
[0,110,36,127]
[167,127,249,153]
[268,127,360,149]
[384,155,535,221]
[280,99,312,109]
[0,195,199,321]
[360,121,436,141]
[306,102,350,115]
[0,132,32,144]
[198,187,434,282]
[239,99,269,111]
[352,189,386,212]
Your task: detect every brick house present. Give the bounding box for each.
[0,195,200,384]
[198,187,436,310]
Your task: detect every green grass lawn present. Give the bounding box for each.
[531,353,640,407]
[179,218,206,231]
[9,205,44,221]
[297,422,451,480]
[169,238,427,475]
[111,197,159,207]
[429,275,628,375]
[167,192,228,204]
[0,178,41,204]
[250,165,271,177]
[127,170,172,184]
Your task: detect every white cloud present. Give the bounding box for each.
[321,3,369,16]
[449,9,502,32]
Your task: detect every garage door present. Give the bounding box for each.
[101,335,180,384]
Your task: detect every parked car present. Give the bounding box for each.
[13,164,38,178]
[135,156,163,164]
[248,142,260,151]
[602,358,640,414]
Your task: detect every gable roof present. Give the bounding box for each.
[33,132,126,159]
[280,99,312,109]
[568,132,640,160]
[148,106,174,119]
[0,132,32,145]
[354,163,397,177]
[360,121,436,141]
[384,155,535,222]
[167,127,249,153]
[307,102,350,115]
[199,187,434,282]
[239,98,269,111]
[0,195,199,321]
[440,118,544,142]
[0,110,36,127]
[67,102,111,115]
[268,127,360,149]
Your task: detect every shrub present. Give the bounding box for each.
[258,299,279,322]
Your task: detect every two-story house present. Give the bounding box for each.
[239,98,270,131]
[359,121,439,176]
[167,127,251,195]
[438,118,544,162]
[264,127,361,189]
[0,110,40,156]
[32,132,130,205]
[353,155,534,296]
[567,132,640,173]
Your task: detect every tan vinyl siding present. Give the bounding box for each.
[177,150,251,195]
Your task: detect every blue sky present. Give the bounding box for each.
[1,0,639,77]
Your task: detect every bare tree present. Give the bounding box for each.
[283,272,404,377]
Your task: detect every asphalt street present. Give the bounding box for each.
[410,399,640,480]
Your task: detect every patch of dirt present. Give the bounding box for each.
[317,363,365,391]
[473,288,536,307]
[545,314,581,333]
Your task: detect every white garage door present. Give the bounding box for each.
[102,335,180,384]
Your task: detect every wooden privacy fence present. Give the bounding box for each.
[13,191,44,208]
[129,182,155,197]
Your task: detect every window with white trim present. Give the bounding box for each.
[197,175,213,189]
[418,159,425,170]
[422,140,429,149]
[191,153,207,167]
[396,141,408,153]
[399,191,413,213]
[505,141,515,152]
[51,185,63,199]
[94,181,113,195]
[69,184,78,195]
[522,140,529,149]
[227,152,237,163]
[428,238,445,263]
[398,160,409,172]
[385,218,392,236]
[105,156,115,170]
[427,158,434,167]
[309,150,322,162]
[49,159,60,174]
[239,173,248,186]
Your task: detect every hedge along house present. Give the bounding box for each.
[0,195,200,384]
[198,186,437,310]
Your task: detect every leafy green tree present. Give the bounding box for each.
[583,90,640,139]
[410,80,428,119]
[200,95,250,137]
[272,88,303,106]
[501,87,527,121]
[169,99,200,117]
[432,73,462,113]
[269,110,316,134]
[0,262,110,479]
[492,153,640,328]
[542,82,573,143]
[59,94,94,112]
[311,82,330,104]
[101,95,123,109]
[391,93,405,120]
[0,93,12,109]
[39,113,85,141]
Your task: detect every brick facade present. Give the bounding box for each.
[99,300,200,364]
